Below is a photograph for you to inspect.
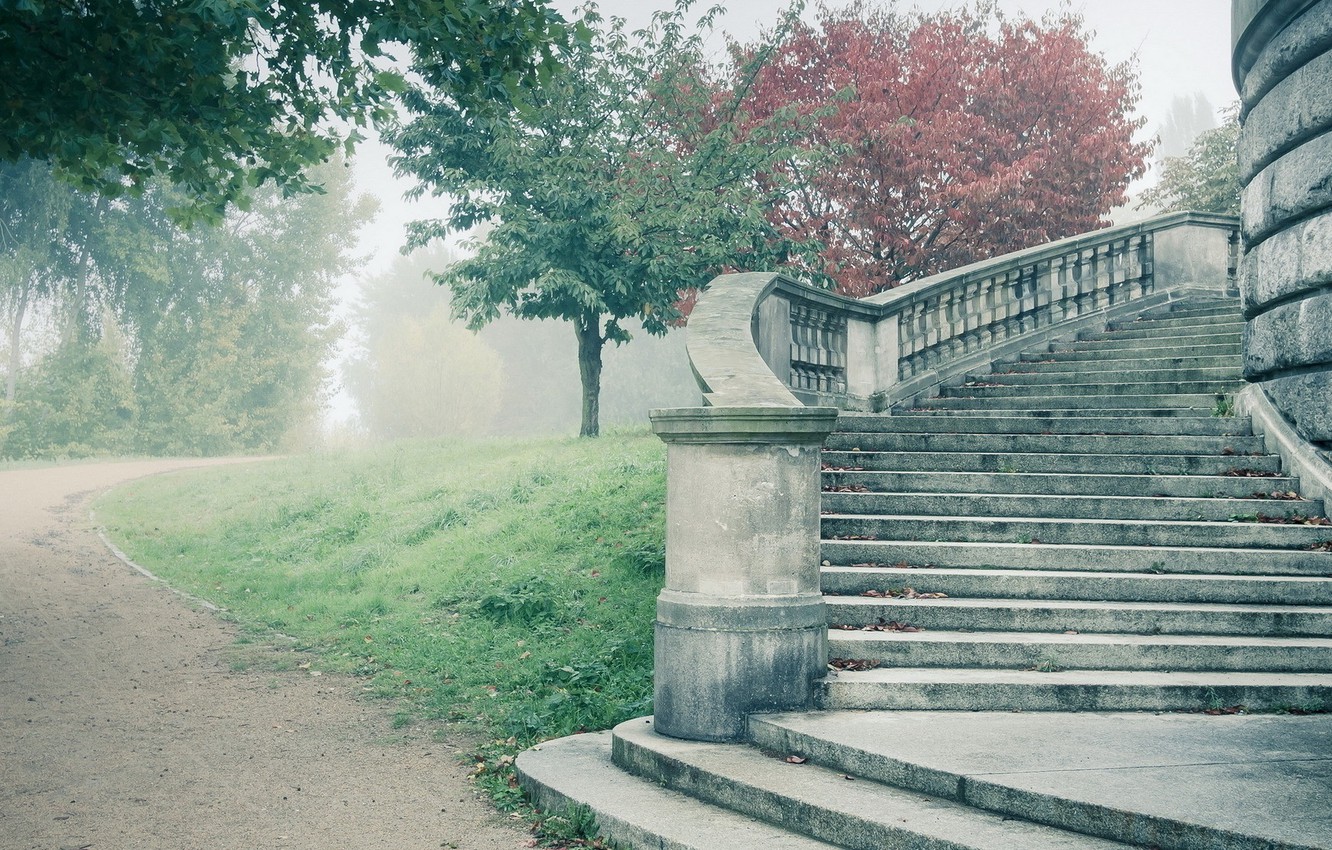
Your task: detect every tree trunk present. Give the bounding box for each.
[575,315,604,438]
[5,275,31,410]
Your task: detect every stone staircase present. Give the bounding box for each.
[817,296,1332,712]
[517,296,1332,850]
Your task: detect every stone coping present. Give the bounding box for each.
[649,406,838,444]
[1237,382,1332,506]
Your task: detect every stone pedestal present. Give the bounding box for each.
[1234,0,1332,442]
[648,406,838,742]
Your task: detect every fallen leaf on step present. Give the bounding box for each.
[786,755,807,764]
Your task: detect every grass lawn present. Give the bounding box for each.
[95,431,665,808]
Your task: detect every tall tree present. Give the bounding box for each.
[1138,106,1241,217]
[391,2,817,437]
[742,1,1151,296]
[1,0,571,220]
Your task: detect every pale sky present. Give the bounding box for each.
[350,0,1236,273]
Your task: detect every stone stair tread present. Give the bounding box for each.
[827,627,1332,650]
[820,470,1301,497]
[824,564,1332,586]
[822,511,1324,530]
[828,594,1332,616]
[516,731,842,850]
[821,539,1332,576]
[750,711,1332,850]
[820,667,1332,688]
[822,491,1321,521]
[613,719,1135,850]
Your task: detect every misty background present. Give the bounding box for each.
[330,0,1237,440]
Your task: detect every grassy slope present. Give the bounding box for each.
[96,432,665,805]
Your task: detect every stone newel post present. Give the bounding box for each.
[649,405,838,742]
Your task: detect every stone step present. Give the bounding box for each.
[826,595,1332,637]
[969,367,1241,385]
[1145,302,1242,318]
[821,539,1332,577]
[915,393,1221,410]
[814,668,1332,712]
[892,406,1235,419]
[515,731,842,850]
[1051,337,1242,356]
[998,355,1240,374]
[826,628,1332,672]
[1029,341,1241,361]
[824,432,1265,456]
[821,514,1332,549]
[749,711,1332,850]
[612,719,1135,850]
[820,491,1322,522]
[1108,315,1245,331]
[820,470,1303,498]
[940,380,1238,398]
[821,565,1332,605]
[819,449,1283,475]
[834,413,1253,436]
[1077,324,1244,341]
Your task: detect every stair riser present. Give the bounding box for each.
[821,569,1332,606]
[821,471,1301,499]
[822,516,1332,550]
[825,432,1264,457]
[815,679,1332,713]
[821,492,1322,523]
[825,637,1332,673]
[892,407,1234,419]
[820,451,1283,475]
[821,540,1332,577]
[826,600,1332,637]
[835,415,1252,436]
[974,368,1241,385]
[1001,357,1239,374]
[1032,343,1240,360]
[917,393,1222,410]
[612,735,981,850]
[941,381,1238,398]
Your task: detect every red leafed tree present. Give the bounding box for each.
[743,2,1151,297]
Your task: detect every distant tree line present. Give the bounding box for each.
[0,159,370,458]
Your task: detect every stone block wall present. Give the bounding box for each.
[1234,0,1332,443]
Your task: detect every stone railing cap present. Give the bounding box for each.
[649,405,839,444]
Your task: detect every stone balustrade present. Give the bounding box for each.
[748,211,1239,411]
[647,211,1238,743]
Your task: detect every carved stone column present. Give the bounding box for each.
[648,406,837,742]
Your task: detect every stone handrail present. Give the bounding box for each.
[690,211,1241,411]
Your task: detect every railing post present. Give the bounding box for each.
[648,406,837,742]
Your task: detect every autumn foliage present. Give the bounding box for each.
[742,2,1151,296]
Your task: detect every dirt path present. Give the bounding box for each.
[0,459,532,850]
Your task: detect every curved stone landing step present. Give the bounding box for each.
[750,711,1332,850]
[516,730,839,850]
[611,719,1134,850]
[817,667,1332,712]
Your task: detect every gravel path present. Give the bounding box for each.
[0,459,532,850]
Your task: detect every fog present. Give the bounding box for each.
[331,0,1239,438]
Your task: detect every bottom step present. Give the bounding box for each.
[518,730,837,849]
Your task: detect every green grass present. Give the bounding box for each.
[95,431,666,808]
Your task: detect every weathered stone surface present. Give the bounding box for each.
[1241,128,1332,244]
[1261,371,1332,442]
[1237,0,1332,107]
[1238,48,1332,182]
[1243,292,1332,377]
[1240,207,1332,311]
[649,406,837,741]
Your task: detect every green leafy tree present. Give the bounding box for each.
[1138,107,1241,216]
[1,0,571,219]
[392,2,815,437]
